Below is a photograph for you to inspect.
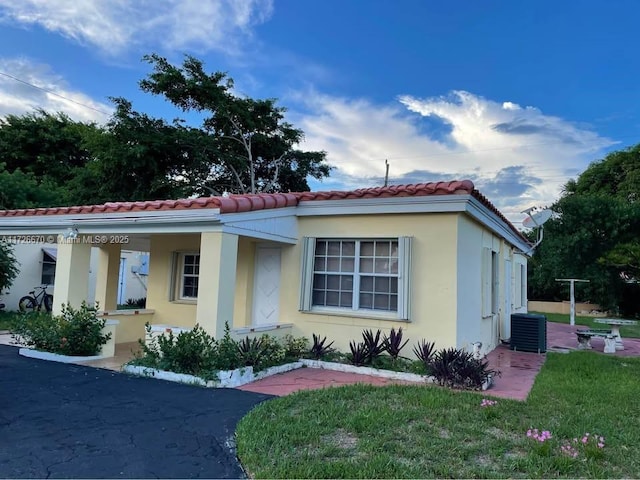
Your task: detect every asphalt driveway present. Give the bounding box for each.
[0,345,273,479]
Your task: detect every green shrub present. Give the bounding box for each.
[155,324,217,376]
[13,302,111,356]
[214,322,240,370]
[256,334,286,370]
[282,334,308,360]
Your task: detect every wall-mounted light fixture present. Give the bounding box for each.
[63,227,79,240]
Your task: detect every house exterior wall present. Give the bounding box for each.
[147,234,200,328]
[135,210,526,355]
[3,244,148,311]
[456,216,484,351]
[278,213,460,354]
[146,233,256,331]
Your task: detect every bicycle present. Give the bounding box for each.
[18,285,53,313]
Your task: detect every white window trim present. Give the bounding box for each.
[171,251,200,301]
[299,237,412,321]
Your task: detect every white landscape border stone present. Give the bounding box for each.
[122,361,305,388]
[299,359,433,383]
[19,348,109,363]
[122,359,436,389]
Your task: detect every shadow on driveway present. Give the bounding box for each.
[0,345,273,479]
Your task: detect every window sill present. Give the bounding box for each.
[303,307,409,323]
[171,299,197,305]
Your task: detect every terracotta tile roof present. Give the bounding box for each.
[0,180,526,242]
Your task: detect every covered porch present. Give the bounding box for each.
[0,199,300,355]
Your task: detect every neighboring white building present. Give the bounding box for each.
[4,244,148,311]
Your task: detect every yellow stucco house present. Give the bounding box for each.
[0,180,529,357]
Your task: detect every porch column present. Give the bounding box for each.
[52,241,92,315]
[94,243,121,311]
[196,232,239,339]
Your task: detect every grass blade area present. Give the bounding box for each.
[236,352,640,478]
[532,311,640,338]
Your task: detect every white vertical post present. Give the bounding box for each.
[556,278,590,327]
[569,280,575,326]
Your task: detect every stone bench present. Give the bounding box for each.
[576,329,616,353]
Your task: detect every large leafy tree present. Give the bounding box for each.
[139,54,331,194]
[0,163,61,209]
[529,144,640,314]
[75,98,213,204]
[0,110,100,205]
[0,239,18,295]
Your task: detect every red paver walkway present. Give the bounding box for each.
[239,321,640,401]
[236,367,412,396]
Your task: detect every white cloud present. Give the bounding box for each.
[0,0,273,56]
[294,90,615,222]
[0,58,111,123]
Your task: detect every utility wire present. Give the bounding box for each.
[0,70,110,116]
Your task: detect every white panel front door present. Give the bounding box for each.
[252,247,281,326]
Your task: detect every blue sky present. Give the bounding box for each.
[0,0,638,224]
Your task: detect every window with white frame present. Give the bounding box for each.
[41,251,56,286]
[299,237,412,319]
[177,253,200,299]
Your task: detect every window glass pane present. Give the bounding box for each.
[390,258,398,274]
[312,290,326,305]
[390,277,398,294]
[313,274,326,289]
[327,241,341,255]
[326,257,340,271]
[340,292,353,307]
[390,294,398,311]
[184,265,194,275]
[375,277,390,293]
[341,275,354,291]
[316,241,327,255]
[359,292,373,309]
[326,291,340,306]
[327,275,340,290]
[342,241,355,256]
[314,257,326,271]
[361,242,374,256]
[341,257,354,272]
[374,258,389,274]
[360,258,373,273]
[374,294,390,310]
[360,276,373,291]
[375,241,390,256]
[194,265,199,275]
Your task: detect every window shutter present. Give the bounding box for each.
[481,247,491,317]
[299,237,316,311]
[398,236,413,320]
[169,252,178,301]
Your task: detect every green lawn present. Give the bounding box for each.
[532,312,640,339]
[236,352,640,478]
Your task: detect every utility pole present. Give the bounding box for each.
[384,159,389,187]
[555,278,590,326]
